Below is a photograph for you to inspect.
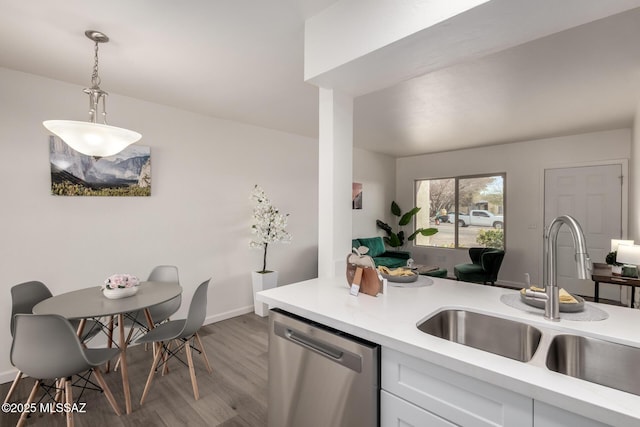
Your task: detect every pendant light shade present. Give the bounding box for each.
[43,30,141,157]
[43,120,141,158]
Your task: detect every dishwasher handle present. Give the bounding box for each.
[273,321,363,373]
[286,328,343,359]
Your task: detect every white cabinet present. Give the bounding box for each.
[381,348,533,427]
[533,401,611,427]
[381,390,456,427]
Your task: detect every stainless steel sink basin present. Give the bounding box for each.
[417,309,542,362]
[546,334,640,396]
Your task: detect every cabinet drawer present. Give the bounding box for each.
[382,348,532,427]
[534,401,610,427]
[381,390,455,427]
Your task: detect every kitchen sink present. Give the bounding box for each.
[417,309,542,362]
[546,334,640,396]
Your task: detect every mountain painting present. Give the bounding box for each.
[49,136,151,196]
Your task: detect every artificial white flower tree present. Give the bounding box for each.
[250,185,292,273]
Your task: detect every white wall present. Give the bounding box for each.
[396,129,630,287]
[631,102,640,241]
[352,147,396,239]
[0,67,319,382]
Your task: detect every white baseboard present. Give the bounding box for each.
[1,369,18,386]
[204,305,255,325]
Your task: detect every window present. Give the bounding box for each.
[415,173,505,249]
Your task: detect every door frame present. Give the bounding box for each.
[540,158,628,290]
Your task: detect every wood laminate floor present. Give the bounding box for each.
[0,313,269,427]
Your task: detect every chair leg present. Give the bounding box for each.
[161,341,172,376]
[17,380,40,427]
[92,368,121,416]
[64,377,74,427]
[140,341,165,405]
[50,379,63,413]
[185,337,199,400]
[3,370,23,404]
[195,332,213,374]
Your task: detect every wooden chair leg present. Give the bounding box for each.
[195,332,213,374]
[185,337,199,400]
[161,341,172,376]
[54,378,65,405]
[140,341,165,405]
[3,370,23,404]
[92,368,121,416]
[65,377,74,427]
[17,380,40,427]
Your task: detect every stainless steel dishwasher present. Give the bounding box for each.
[268,308,380,427]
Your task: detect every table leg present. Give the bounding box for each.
[118,313,132,414]
[594,281,600,303]
[106,316,114,373]
[631,286,635,308]
[76,318,87,338]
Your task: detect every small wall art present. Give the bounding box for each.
[352,182,362,209]
[49,135,151,196]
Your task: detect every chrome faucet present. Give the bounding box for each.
[525,215,592,321]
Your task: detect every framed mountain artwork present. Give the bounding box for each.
[49,135,151,196]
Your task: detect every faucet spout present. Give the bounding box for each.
[544,215,592,321]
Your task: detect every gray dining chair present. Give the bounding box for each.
[113,265,182,372]
[120,265,181,341]
[5,281,101,405]
[10,313,121,427]
[4,281,52,405]
[136,279,213,403]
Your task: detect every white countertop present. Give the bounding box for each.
[257,276,640,426]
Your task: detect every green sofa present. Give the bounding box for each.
[454,247,505,285]
[352,237,411,268]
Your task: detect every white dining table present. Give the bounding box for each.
[33,281,182,414]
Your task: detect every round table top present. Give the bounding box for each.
[33,281,182,319]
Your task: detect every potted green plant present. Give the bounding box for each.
[376,201,437,249]
[606,251,623,275]
[250,185,291,316]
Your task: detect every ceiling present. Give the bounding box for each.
[2,1,640,157]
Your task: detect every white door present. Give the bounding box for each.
[544,164,622,298]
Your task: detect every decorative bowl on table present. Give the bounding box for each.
[377,266,419,283]
[103,286,139,299]
[520,286,585,313]
[102,273,140,299]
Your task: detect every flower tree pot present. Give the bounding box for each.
[251,271,278,317]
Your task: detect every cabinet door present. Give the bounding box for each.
[381,390,456,427]
[534,401,611,427]
[382,348,533,427]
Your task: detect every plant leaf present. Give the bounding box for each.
[391,201,401,217]
[399,207,421,226]
[408,227,439,241]
[388,232,401,247]
[376,220,392,235]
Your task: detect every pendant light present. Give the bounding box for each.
[43,30,141,157]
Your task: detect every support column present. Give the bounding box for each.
[318,88,353,279]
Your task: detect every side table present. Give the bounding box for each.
[592,264,639,307]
